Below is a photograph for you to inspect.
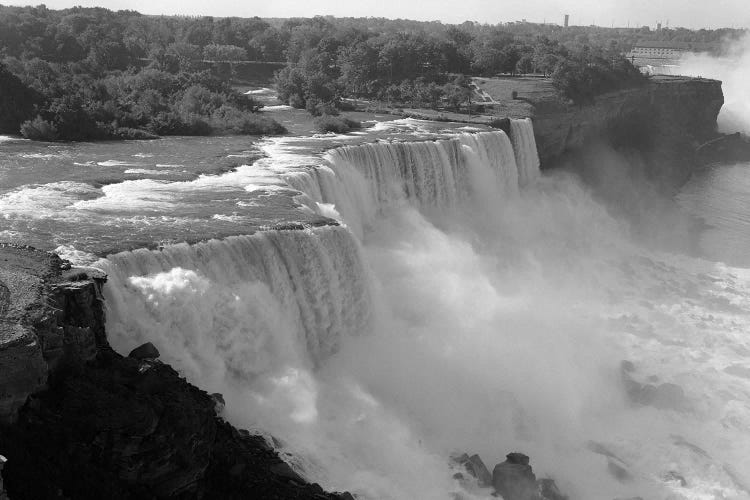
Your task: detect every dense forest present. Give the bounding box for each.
[0,4,744,140]
[0,5,288,139]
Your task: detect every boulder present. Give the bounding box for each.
[128,342,160,360]
[492,452,540,500]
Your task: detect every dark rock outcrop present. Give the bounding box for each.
[0,245,94,424]
[0,246,352,499]
[0,348,352,500]
[492,453,539,500]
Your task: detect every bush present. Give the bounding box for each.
[20,116,58,141]
[210,106,287,135]
[112,127,160,140]
[314,115,362,134]
[305,98,339,117]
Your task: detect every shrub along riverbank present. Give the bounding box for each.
[0,60,287,141]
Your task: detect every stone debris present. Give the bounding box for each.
[452,451,568,500]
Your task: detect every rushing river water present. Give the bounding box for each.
[2,116,750,499]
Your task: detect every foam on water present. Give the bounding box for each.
[0,181,102,218]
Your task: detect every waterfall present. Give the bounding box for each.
[99,121,542,376]
[281,125,535,236]
[100,225,373,373]
[97,119,555,499]
[510,118,541,187]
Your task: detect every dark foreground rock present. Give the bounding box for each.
[0,349,351,500]
[0,245,351,500]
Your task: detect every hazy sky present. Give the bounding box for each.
[4,0,749,29]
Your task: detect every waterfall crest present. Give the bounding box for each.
[283,123,538,235]
[100,225,372,370]
[510,118,541,187]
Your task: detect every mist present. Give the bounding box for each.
[98,128,750,499]
[678,34,750,134]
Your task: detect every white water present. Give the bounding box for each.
[98,120,750,500]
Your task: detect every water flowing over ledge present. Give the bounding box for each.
[6,112,750,500]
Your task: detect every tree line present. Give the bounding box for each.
[0,5,742,139]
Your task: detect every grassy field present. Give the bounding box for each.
[473,76,566,116]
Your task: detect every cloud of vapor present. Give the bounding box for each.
[677,34,750,134]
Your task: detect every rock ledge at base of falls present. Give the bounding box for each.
[532,75,724,189]
[0,245,351,500]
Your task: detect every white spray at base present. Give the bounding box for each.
[99,118,750,500]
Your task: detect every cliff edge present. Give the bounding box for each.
[532,75,724,188]
[0,246,351,500]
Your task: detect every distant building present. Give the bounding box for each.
[564,14,569,27]
[626,40,718,67]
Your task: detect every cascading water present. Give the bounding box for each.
[509,118,540,187]
[97,118,750,500]
[102,225,372,370]
[283,129,523,237]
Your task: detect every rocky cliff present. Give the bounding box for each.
[532,75,724,189]
[0,246,351,500]
[0,245,102,424]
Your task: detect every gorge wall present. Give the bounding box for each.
[532,75,724,189]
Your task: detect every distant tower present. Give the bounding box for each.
[657,22,662,31]
[564,14,569,27]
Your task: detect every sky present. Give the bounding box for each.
[3,0,749,30]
